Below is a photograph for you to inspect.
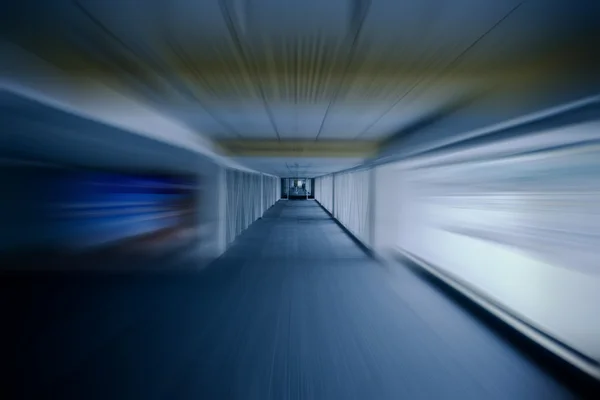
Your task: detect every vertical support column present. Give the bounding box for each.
[331,174,336,217]
[196,162,227,262]
[280,178,284,199]
[305,178,308,199]
[367,167,376,248]
[372,164,400,259]
[216,165,228,255]
[260,173,264,216]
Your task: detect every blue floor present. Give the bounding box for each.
[2,200,579,399]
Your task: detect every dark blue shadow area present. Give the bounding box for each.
[0,165,198,253]
[1,201,594,400]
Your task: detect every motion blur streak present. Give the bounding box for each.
[1,0,600,398]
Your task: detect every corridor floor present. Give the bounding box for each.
[2,200,582,399]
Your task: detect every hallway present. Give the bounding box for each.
[2,200,579,399]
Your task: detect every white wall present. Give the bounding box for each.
[262,174,279,214]
[224,169,279,247]
[315,175,334,214]
[332,169,372,245]
[313,120,600,377]
[391,122,600,364]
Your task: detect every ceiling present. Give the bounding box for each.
[2,0,598,177]
[231,157,365,177]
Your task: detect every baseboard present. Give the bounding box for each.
[393,247,600,393]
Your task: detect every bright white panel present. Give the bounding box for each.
[391,128,600,366]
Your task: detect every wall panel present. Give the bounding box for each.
[314,119,600,376]
[225,170,279,247]
[315,175,334,213]
[333,169,371,245]
[392,121,600,368]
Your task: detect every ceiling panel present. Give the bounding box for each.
[3,0,597,151]
[293,105,329,140]
[350,84,476,139]
[232,157,365,177]
[244,0,352,38]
